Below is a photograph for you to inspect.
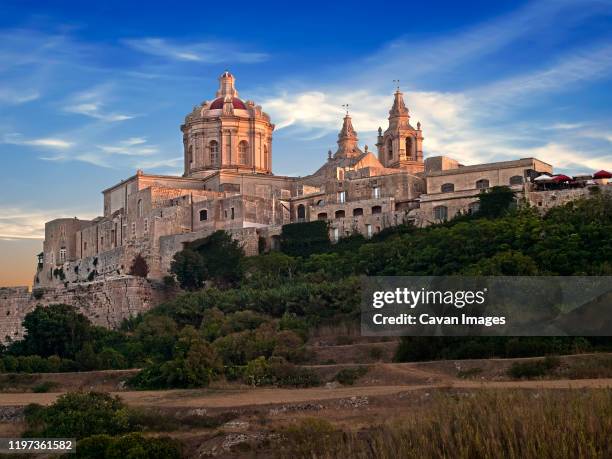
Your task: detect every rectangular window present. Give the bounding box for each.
[372,187,380,199]
[366,224,372,238]
[131,223,136,238]
[333,228,339,242]
[144,219,148,233]
[338,191,346,203]
[59,248,66,263]
[231,207,235,220]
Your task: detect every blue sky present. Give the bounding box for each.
[1,0,612,285]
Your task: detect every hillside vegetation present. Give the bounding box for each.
[1,190,611,387]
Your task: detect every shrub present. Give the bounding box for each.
[334,366,368,385]
[32,381,59,393]
[77,432,183,459]
[243,357,320,387]
[507,356,561,379]
[280,220,330,257]
[11,304,93,359]
[130,333,222,389]
[23,392,131,439]
[170,249,206,291]
[105,433,182,459]
[128,254,149,278]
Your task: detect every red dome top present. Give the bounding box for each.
[209,97,246,110]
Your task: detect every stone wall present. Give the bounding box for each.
[526,185,611,212]
[0,277,166,344]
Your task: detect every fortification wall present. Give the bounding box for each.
[0,277,165,344]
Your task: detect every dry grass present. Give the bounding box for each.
[276,389,612,459]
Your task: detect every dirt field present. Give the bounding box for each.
[1,353,611,458]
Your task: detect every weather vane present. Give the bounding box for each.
[342,103,350,115]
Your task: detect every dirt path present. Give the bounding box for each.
[0,378,610,409]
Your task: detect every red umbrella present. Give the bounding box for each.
[593,170,612,179]
[551,174,571,182]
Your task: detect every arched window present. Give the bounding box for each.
[297,204,306,221]
[468,202,480,215]
[335,210,346,218]
[372,205,382,214]
[476,179,490,189]
[238,140,249,165]
[209,140,219,165]
[317,212,328,220]
[137,199,143,218]
[188,145,193,164]
[509,175,523,186]
[434,205,448,221]
[263,144,269,170]
[199,209,208,221]
[353,208,364,217]
[441,183,455,193]
[405,137,413,158]
[316,199,326,206]
[387,139,393,160]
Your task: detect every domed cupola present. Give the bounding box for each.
[180,71,275,177]
[208,71,247,111]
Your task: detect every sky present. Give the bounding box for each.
[1,0,612,286]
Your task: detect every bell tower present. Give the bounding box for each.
[377,87,424,174]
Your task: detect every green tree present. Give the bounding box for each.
[190,230,245,286]
[14,304,92,359]
[478,186,516,218]
[170,249,206,290]
[24,392,130,439]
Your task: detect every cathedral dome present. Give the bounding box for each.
[209,97,247,110]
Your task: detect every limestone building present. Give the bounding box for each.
[34,71,556,288]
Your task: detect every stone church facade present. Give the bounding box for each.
[34,71,556,290]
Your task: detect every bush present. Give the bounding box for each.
[77,432,183,459]
[11,304,93,359]
[280,220,330,257]
[243,357,320,387]
[334,366,368,385]
[24,392,131,439]
[170,249,205,291]
[507,356,561,379]
[105,433,182,459]
[32,381,59,393]
[128,254,149,278]
[129,332,222,389]
[76,434,114,459]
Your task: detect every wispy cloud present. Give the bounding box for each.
[98,137,158,156]
[0,88,39,104]
[123,37,268,63]
[63,86,135,122]
[2,133,73,149]
[475,43,612,103]
[0,206,97,240]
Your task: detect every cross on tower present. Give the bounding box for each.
[342,103,350,115]
[393,79,400,91]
